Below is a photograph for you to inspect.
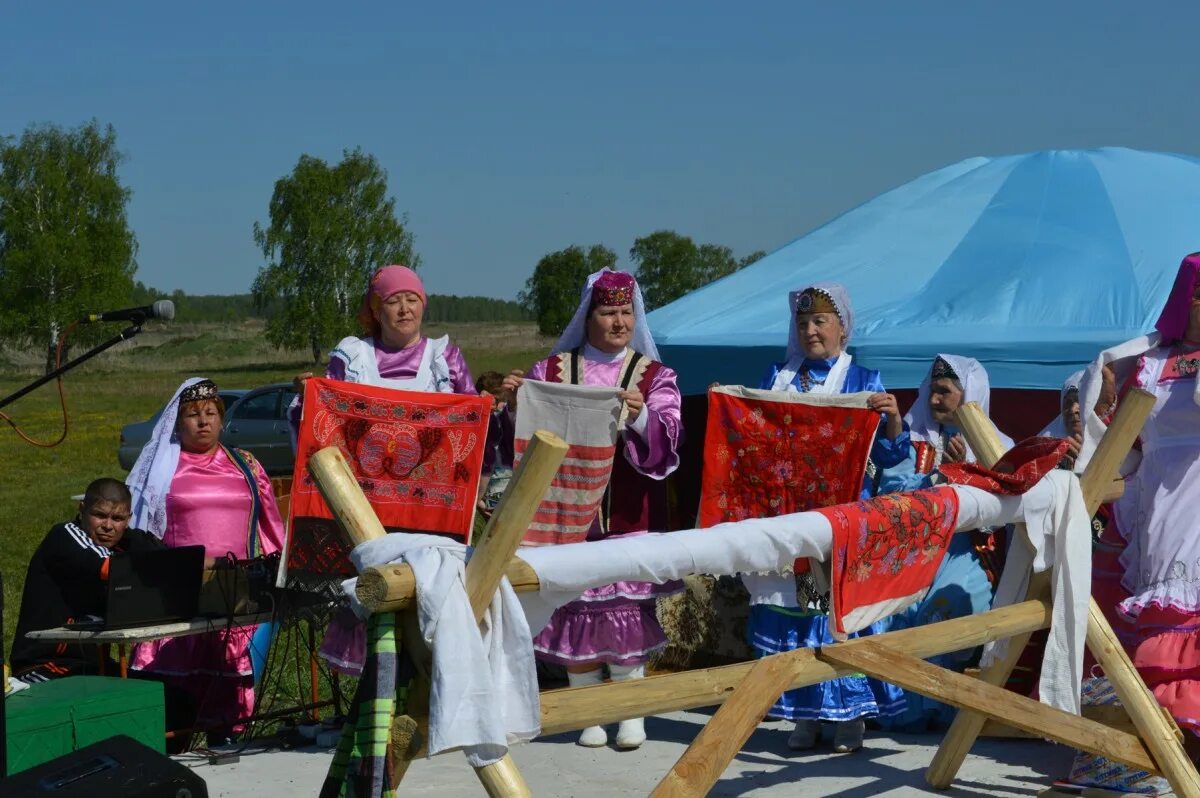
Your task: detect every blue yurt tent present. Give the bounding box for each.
[648,148,1200,396]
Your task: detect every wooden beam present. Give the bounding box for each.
[928,400,1034,788]
[1078,388,1154,516]
[460,431,566,798]
[359,557,541,613]
[820,640,1158,774]
[308,446,388,548]
[539,598,1050,737]
[651,652,797,798]
[464,429,565,619]
[983,704,1139,738]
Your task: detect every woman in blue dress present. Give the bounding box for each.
[876,354,1010,731]
[745,282,910,753]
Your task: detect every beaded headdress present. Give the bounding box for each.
[930,357,959,381]
[590,270,636,308]
[795,287,840,319]
[178,379,219,405]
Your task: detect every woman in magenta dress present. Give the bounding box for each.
[1078,253,1200,755]
[503,269,682,750]
[126,378,285,740]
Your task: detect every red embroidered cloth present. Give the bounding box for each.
[939,436,1070,495]
[699,387,878,571]
[817,486,960,638]
[286,378,491,574]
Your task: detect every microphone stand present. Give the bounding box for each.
[0,323,143,411]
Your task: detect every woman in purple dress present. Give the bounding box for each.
[293,264,477,675]
[503,270,683,750]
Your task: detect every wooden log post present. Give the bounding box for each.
[463,430,566,798]
[927,400,1038,788]
[650,653,807,798]
[308,446,389,547]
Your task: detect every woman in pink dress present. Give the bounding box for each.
[126,378,286,742]
[1078,252,1200,754]
[502,269,683,750]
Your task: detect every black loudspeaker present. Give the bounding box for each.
[0,734,207,797]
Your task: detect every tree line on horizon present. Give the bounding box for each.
[0,118,765,369]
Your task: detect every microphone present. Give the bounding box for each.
[81,300,175,324]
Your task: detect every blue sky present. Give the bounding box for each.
[2,2,1197,300]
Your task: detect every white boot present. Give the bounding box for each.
[609,664,648,749]
[567,668,608,747]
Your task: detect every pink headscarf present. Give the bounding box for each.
[1154,253,1200,343]
[357,265,426,331]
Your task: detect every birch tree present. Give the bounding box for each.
[0,120,138,371]
[252,149,418,363]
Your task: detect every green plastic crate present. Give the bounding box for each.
[5,681,75,774]
[5,676,165,774]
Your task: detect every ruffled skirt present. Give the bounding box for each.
[747,604,905,722]
[1091,522,1200,735]
[532,579,680,667]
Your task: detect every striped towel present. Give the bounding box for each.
[321,612,402,798]
[514,380,623,546]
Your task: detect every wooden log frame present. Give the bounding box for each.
[309,430,568,798]
[927,392,1198,798]
[314,394,1200,798]
[651,391,1200,798]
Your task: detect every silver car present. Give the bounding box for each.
[118,384,297,476]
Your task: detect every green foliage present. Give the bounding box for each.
[518,244,616,336]
[423,294,531,323]
[630,230,762,311]
[252,148,417,362]
[0,120,138,368]
[131,281,526,325]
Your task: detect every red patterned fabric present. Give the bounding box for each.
[817,487,961,637]
[287,378,491,573]
[699,388,878,572]
[939,436,1070,495]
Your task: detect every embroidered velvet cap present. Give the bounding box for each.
[590,270,636,308]
[177,379,220,405]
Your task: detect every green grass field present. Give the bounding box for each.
[0,320,547,664]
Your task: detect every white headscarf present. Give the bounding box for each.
[1037,370,1084,439]
[551,269,660,361]
[771,282,855,393]
[127,377,206,538]
[904,354,1013,463]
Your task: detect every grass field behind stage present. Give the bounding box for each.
[0,319,547,715]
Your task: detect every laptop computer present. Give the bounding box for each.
[102,545,206,629]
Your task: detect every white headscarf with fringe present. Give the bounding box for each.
[550,269,660,361]
[127,377,206,538]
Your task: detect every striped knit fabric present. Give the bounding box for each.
[514,380,623,546]
[321,612,402,798]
